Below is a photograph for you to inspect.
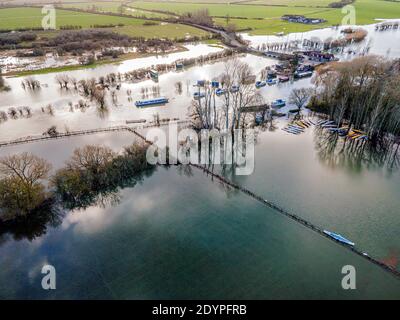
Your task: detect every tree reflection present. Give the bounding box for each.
[0,198,63,242]
[0,142,156,243]
[314,128,400,173]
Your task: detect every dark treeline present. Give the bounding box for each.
[52,48,236,89]
[328,0,355,8]
[0,28,190,55]
[314,128,400,172]
[180,9,214,27]
[311,56,400,146]
[0,31,37,46]
[48,29,174,55]
[52,143,155,210]
[0,143,156,242]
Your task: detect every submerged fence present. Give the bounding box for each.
[0,120,190,148]
[1,123,399,279]
[189,164,400,279]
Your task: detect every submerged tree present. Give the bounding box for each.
[0,153,52,220]
[0,67,10,92]
[190,58,263,131]
[52,143,154,210]
[289,87,314,115]
[312,56,400,145]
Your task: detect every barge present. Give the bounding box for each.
[135,97,169,107]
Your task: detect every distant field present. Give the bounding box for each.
[243,0,334,6]
[129,0,400,34]
[59,1,124,13]
[127,1,329,18]
[0,7,210,39]
[59,1,172,18]
[125,0,332,4]
[1,0,399,37]
[113,23,210,39]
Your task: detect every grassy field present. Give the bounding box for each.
[242,0,335,6]
[59,1,124,13]
[129,0,400,34]
[1,0,399,37]
[0,7,209,39]
[128,1,330,18]
[59,1,172,18]
[126,0,332,4]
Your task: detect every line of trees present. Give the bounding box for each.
[189,59,264,131]
[311,56,400,145]
[0,142,155,224]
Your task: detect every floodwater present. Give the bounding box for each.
[0,24,399,299]
[242,22,400,58]
[0,50,306,140]
[0,136,399,299]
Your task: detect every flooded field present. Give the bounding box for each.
[0,23,399,299]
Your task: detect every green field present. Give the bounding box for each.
[60,1,125,13]
[243,0,335,6]
[0,7,209,39]
[59,1,172,18]
[128,1,330,18]
[128,0,400,34]
[1,0,399,37]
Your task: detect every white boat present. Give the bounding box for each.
[282,128,300,135]
[288,124,304,131]
[193,92,206,100]
[323,230,355,246]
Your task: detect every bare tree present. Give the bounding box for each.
[0,153,52,187]
[289,88,314,113]
[67,145,116,174]
[190,59,261,131]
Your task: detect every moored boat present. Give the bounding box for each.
[135,97,169,107]
[215,88,226,96]
[294,71,313,79]
[278,76,290,83]
[230,85,240,93]
[255,81,266,88]
[271,99,286,108]
[323,230,355,246]
[193,92,206,100]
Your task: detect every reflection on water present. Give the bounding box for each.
[314,129,400,174]
[0,199,63,243]
[0,166,399,299]
[242,22,400,59]
[0,26,399,299]
[0,53,307,140]
[0,167,157,245]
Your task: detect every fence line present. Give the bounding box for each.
[0,120,190,148]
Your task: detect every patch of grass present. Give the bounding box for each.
[59,1,125,13]
[115,23,209,39]
[131,0,400,35]
[8,61,114,77]
[130,1,331,18]
[215,17,331,35]
[60,1,172,18]
[7,45,187,77]
[0,7,146,29]
[0,7,210,39]
[243,0,335,7]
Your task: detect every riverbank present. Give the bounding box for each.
[3,45,190,77]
